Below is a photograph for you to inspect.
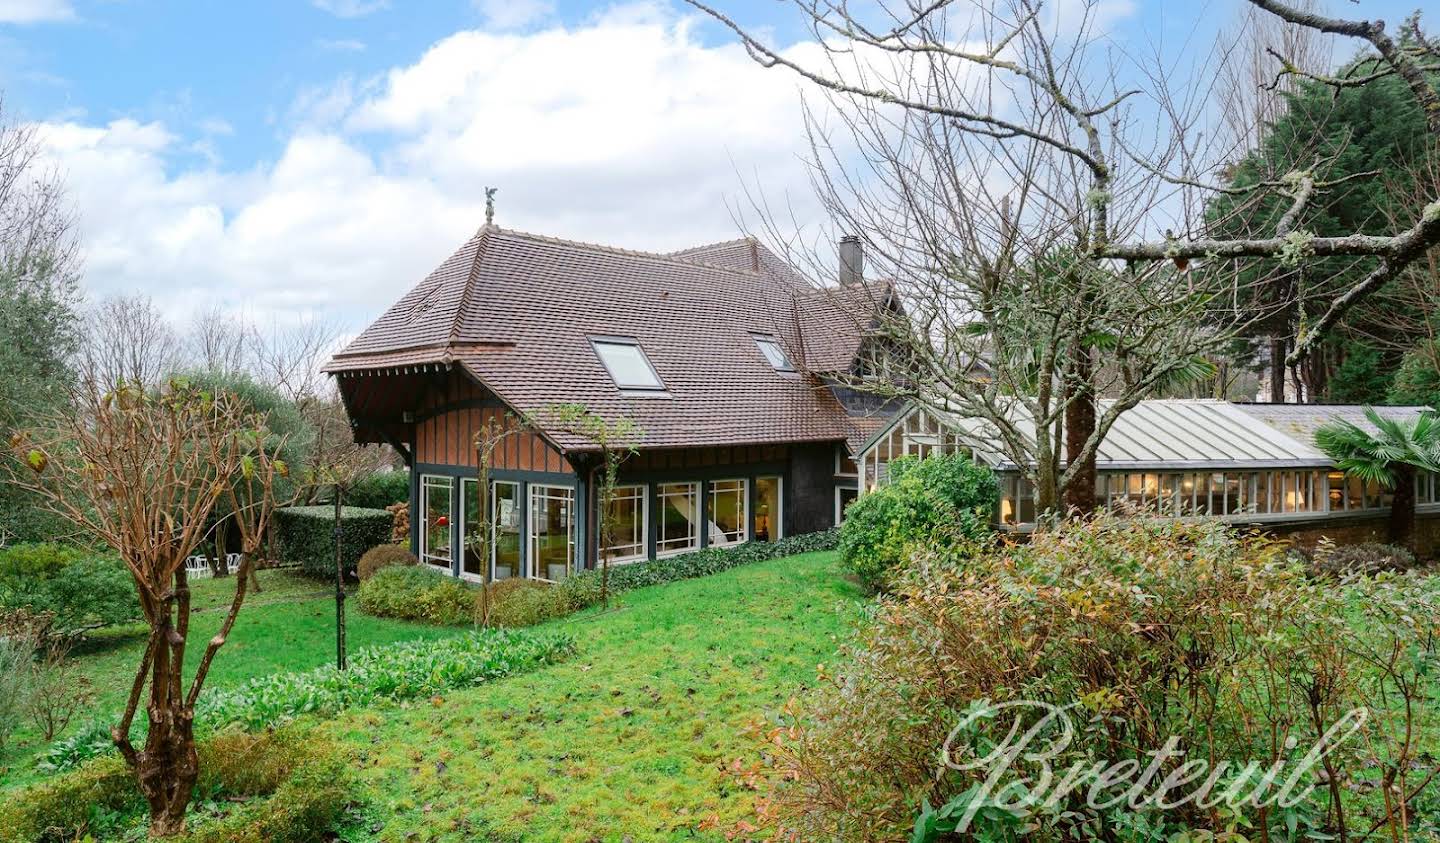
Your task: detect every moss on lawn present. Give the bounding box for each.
[323,550,860,842]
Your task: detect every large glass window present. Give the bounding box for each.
[493,481,522,580]
[602,485,647,564]
[529,484,574,582]
[461,479,483,579]
[591,339,664,390]
[420,475,453,570]
[754,476,782,542]
[709,479,748,546]
[657,482,700,555]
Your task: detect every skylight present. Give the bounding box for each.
[592,338,664,390]
[753,335,796,372]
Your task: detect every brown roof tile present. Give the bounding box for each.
[329,226,887,451]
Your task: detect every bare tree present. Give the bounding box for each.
[5,377,287,837]
[186,304,248,375]
[83,294,182,388]
[0,96,79,287]
[691,0,1440,516]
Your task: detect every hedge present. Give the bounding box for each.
[344,471,410,510]
[273,505,393,579]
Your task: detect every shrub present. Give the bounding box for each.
[356,564,474,624]
[386,501,410,545]
[0,633,32,752]
[274,505,393,579]
[838,453,997,591]
[0,542,88,581]
[753,517,1440,842]
[0,547,139,635]
[1309,540,1419,577]
[345,470,410,510]
[0,727,354,843]
[356,542,417,581]
[485,578,570,628]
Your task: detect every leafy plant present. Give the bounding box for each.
[838,453,997,591]
[1315,407,1440,550]
[356,564,474,623]
[485,578,570,628]
[345,470,410,510]
[39,628,575,773]
[0,632,33,752]
[753,516,1440,841]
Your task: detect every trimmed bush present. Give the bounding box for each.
[356,564,474,623]
[555,528,840,611]
[838,453,997,591]
[345,470,410,510]
[0,727,354,843]
[356,542,417,581]
[274,505,393,579]
[0,542,88,580]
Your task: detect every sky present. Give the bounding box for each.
[0,0,1425,335]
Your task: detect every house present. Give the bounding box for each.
[860,399,1440,552]
[324,225,897,581]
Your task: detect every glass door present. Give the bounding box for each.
[492,481,522,580]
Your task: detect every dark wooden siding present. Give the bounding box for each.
[624,444,789,473]
[412,371,572,474]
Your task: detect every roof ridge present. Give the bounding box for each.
[667,236,757,256]
[447,224,493,349]
[488,226,773,280]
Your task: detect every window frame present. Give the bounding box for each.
[528,483,575,583]
[656,481,701,557]
[708,478,749,547]
[420,474,454,572]
[753,475,783,542]
[491,480,523,581]
[601,483,649,565]
[751,333,796,373]
[835,486,859,524]
[590,336,666,392]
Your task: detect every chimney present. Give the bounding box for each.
[838,235,864,286]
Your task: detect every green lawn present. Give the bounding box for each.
[322,550,860,843]
[0,569,469,787]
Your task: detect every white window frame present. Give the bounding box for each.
[491,480,523,580]
[458,477,482,582]
[708,478,749,548]
[656,481,701,557]
[835,486,859,524]
[751,334,796,373]
[590,337,665,391]
[753,475,784,542]
[528,483,575,583]
[420,474,454,572]
[601,484,649,565]
[834,445,858,478]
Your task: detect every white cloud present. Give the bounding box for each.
[472,0,554,30]
[315,37,367,51]
[311,0,387,19]
[35,4,827,331]
[0,0,74,24]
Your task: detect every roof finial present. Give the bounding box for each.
[484,187,498,225]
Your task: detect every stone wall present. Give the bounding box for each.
[1262,511,1440,556]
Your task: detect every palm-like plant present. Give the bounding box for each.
[1315,408,1440,551]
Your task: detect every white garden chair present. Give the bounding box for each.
[184,555,211,578]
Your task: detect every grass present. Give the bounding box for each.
[0,568,469,787]
[322,550,861,842]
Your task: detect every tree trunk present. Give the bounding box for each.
[1389,464,1417,551]
[137,708,199,837]
[1269,336,1287,403]
[1062,346,1097,517]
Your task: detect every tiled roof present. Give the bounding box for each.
[328,226,885,452]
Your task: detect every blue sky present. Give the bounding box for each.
[0,0,1425,332]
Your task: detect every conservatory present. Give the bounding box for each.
[857,399,1439,528]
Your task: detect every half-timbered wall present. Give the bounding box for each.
[412,371,571,474]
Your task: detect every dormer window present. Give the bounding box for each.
[591,337,665,391]
[752,334,795,373]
